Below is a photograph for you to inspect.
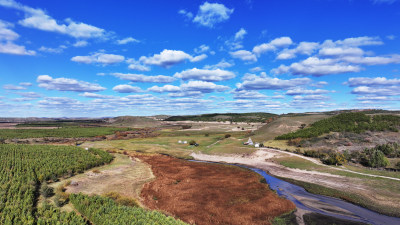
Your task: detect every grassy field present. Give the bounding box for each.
[82,130,256,159]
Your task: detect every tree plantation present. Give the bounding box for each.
[276,113,400,140]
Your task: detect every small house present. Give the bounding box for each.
[244,137,254,146]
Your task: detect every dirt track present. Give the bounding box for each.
[138,154,295,225]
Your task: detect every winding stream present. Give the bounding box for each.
[191,160,400,225]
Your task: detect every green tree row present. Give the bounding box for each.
[70,194,188,225]
[0,144,113,224]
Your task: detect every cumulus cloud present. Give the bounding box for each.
[347,77,400,87]
[174,68,235,81]
[71,52,125,65]
[139,49,206,68]
[193,2,234,28]
[79,92,116,99]
[0,0,107,39]
[73,40,88,47]
[194,44,210,54]
[3,84,27,90]
[252,37,293,56]
[17,91,41,98]
[0,20,35,55]
[147,85,181,93]
[38,45,66,54]
[148,81,229,95]
[126,58,150,71]
[116,37,140,45]
[19,82,32,86]
[111,73,175,83]
[351,86,400,96]
[230,50,257,62]
[231,90,268,99]
[237,73,311,90]
[112,84,142,93]
[225,28,247,50]
[37,75,106,92]
[286,88,331,95]
[277,42,319,60]
[273,57,361,76]
[203,59,234,70]
[178,9,194,20]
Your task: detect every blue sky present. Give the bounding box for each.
[0,0,399,117]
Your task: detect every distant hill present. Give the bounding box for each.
[164,112,277,123]
[107,116,160,127]
[275,112,400,140]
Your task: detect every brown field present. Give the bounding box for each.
[138,154,295,225]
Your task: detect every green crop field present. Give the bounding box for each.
[0,127,129,139]
[0,144,186,224]
[71,194,187,225]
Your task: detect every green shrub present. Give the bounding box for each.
[40,184,54,198]
[225,134,231,138]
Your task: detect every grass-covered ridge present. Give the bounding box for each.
[165,112,277,123]
[275,112,400,140]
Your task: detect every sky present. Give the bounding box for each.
[0,0,399,117]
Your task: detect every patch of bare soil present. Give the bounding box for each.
[138,154,295,225]
[64,155,154,201]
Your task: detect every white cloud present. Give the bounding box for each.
[203,59,234,70]
[277,42,319,60]
[232,90,268,99]
[116,37,139,45]
[347,77,400,87]
[73,40,88,47]
[126,58,150,71]
[250,67,263,72]
[293,95,329,100]
[37,75,106,92]
[112,73,175,83]
[191,53,208,62]
[19,82,32,86]
[148,85,181,93]
[174,68,235,81]
[71,52,125,65]
[237,73,311,90]
[328,36,383,47]
[340,55,400,65]
[38,45,66,54]
[139,49,205,68]
[318,47,364,57]
[286,88,330,95]
[178,9,194,19]
[16,91,41,98]
[194,44,210,54]
[112,84,142,93]
[225,28,247,50]
[253,37,293,56]
[193,2,234,28]
[0,0,106,39]
[234,28,247,40]
[79,92,115,99]
[230,50,257,62]
[273,57,361,76]
[148,81,229,94]
[351,86,400,96]
[180,80,229,93]
[3,84,26,90]
[0,20,35,55]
